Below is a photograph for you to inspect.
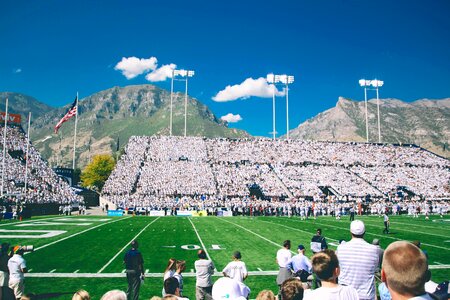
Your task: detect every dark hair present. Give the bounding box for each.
[316,229,322,235]
[131,240,138,249]
[311,250,339,281]
[164,277,179,295]
[280,278,304,300]
[198,249,207,259]
[283,240,291,249]
[233,251,242,259]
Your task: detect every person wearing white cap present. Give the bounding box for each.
[212,277,250,300]
[336,220,379,300]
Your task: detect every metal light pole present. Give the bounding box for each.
[173,69,195,137]
[267,74,295,140]
[266,74,277,140]
[373,79,384,143]
[359,79,370,143]
[24,112,31,196]
[284,75,294,140]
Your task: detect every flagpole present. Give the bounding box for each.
[72,92,78,170]
[1,98,9,196]
[24,112,31,197]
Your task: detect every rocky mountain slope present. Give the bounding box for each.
[289,97,450,158]
[7,85,248,168]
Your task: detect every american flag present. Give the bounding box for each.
[54,96,78,134]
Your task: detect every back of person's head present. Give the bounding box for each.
[21,294,36,300]
[198,249,207,259]
[100,290,127,300]
[131,240,138,249]
[164,277,180,295]
[283,240,291,249]
[256,289,276,300]
[382,241,430,297]
[149,297,162,300]
[164,258,177,272]
[280,278,304,300]
[72,289,90,300]
[311,249,339,281]
[233,251,242,260]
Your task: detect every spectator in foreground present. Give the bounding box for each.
[256,290,276,300]
[276,240,293,288]
[222,251,248,282]
[337,220,379,300]
[164,277,189,300]
[8,246,27,300]
[195,249,215,300]
[381,241,432,300]
[212,277,250,300]
[287,244,312,282]
[303,250,358,300]
[100,290,127,300]
[72,289,91,300]
[279,278,304,300]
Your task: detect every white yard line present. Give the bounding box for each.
[97,217,160,273]
[188,218,217,271]
[74,270,79,273]
[387,221,450,231]
[218,218,295,254]
[28,217,131,254]
[49,269,56,273]
[23,264,450,278]
[309,221,450,251]
[0,216,67,227]
[347,221,450,238]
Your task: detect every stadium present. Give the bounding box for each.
[0,118,448,299]
[2,2,450,299]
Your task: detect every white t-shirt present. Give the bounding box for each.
[276,248,292,268]
[7,255,26,283]
[222,260,248,282]
[304,285,359,300]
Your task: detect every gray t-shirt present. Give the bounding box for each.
[195,259,215,287]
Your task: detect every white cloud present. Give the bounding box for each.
[145,63,177,82]
[114,56,158,79]
[221,113,243,123]
[14,68,22,73]
[212,77,285,102]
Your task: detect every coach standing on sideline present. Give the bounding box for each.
[310,229,327,254]
[276,240,293,289]
[124,240,144,300]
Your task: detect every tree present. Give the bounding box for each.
[80,154,115,191]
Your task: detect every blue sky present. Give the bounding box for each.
[1,0,449,137]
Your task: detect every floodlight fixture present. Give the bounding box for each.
[169,68,195,137]
[359,78,384,143]
[266,73,275,83]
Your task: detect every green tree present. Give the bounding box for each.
[80,154,115,191]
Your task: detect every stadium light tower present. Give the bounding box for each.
[359,79,371,143]
[267,74,294,140]
[359,79,384,143]
[279,75,295,140]
[372,79,384,143]
[171,69,195,137]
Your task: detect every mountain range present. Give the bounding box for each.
[0,86,448,170]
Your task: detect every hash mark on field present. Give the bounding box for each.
[28,269,32,272]
[257,268,263,271]
[191,269,194,273]
[145,269,149,273]
[97,217,161,273]
[49,269,56,273]
[122,269,126,273]
[434,262,443,265]
[74,270,79,273]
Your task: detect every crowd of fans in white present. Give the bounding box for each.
[102,136,450,210]
[0,125,81,204]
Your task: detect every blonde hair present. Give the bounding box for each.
[256,290,276,300]
[164,258,177,273]
[72,290,91,300]
[382,241,429,296]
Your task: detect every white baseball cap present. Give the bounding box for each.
[212,277,250,300]
[350,220,365,235]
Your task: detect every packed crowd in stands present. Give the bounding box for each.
[0,125,81,204]
[102,136,449,210]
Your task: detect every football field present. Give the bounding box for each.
[1,214,448,299]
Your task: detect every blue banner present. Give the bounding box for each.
[107,210,124,217]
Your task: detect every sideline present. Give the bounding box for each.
[25,264,450,278]
[0,216,68,228]
[27,216,131,254]
[188,218,217,271]
[97,217,160,273]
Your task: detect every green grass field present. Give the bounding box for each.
[1,214,448,299]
